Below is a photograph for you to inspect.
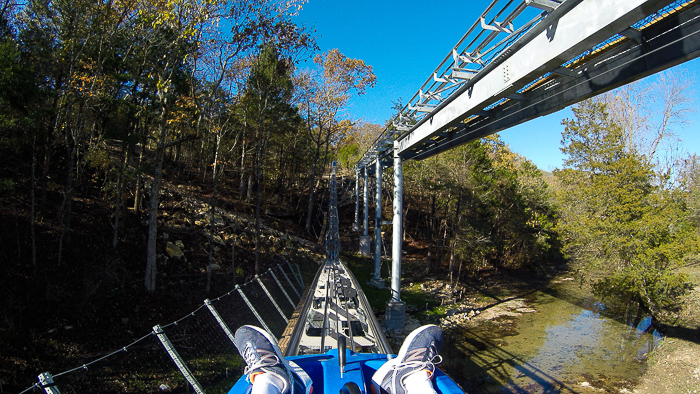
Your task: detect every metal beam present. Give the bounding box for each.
[404,2,700,161]
[397,0,676,156]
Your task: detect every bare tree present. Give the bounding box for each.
[601,69,695,187]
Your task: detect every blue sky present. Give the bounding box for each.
[293,0,700,171]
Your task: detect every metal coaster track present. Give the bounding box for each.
[284,162,391,357]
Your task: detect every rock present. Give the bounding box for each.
[468,310,476,318]
[175,240,184,248]
[212,235,226,246]
[446,308,460,316]
[166,242,184,259]
[516,307,537,313]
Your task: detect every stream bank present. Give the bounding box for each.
[362,259,700,393]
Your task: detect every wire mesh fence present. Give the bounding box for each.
[20,264,305,394]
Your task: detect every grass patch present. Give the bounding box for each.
[341,252,445,316]
[341,252,391,311]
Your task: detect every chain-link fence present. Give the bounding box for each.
[20,263,305,394]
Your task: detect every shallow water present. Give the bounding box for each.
[441,285,662,393]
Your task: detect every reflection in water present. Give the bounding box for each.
[441,288,661,393]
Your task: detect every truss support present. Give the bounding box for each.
[526,0,561,12]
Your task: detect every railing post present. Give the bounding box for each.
[205,299,235,344]
[295,264,305,289]
[256,275,289,323]
[236,284,275,337]
[277,264,301,299]
[286,260,303,289]
[269,268,296,309]
[37,372,61,394]
[153,325,205,394]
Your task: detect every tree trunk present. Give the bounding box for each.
[426,194,435,273]
[206,134,221,293]
[254,124,266,275]
[30,136,37,272]
[144,109,168,292]
[305,140,321,233]
[112,139,128,248]
[57,132,76,267]
[239,123,247,198]
[133,133,145,212]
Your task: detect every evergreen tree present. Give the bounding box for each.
[554,100,696,316]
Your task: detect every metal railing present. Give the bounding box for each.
[21,262,305,394]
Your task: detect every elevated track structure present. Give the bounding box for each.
[353,0,700,328]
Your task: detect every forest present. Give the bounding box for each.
[1,0,699,390]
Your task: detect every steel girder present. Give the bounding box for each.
[405,1,700,161]
[356,0,699,173]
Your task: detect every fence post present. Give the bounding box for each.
[269,268,296,309]
[286,260,304,289]
[256,275,289,323]
[277,264,301,299]
[37,372,61,394]
[236,284,275,337]
[205,299,235,344]
[153,325,205,394]
[295,264,304,289]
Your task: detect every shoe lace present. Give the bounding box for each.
[396,354,443,390]
[242,344,279,376]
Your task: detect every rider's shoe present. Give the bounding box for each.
[234,325,292,394]
[371,324,444,394]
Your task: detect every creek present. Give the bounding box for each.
[440,279,662,393]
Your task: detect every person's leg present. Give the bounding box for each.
[250,371,287,394]
[234,325,291,394]
[371,325,443,394]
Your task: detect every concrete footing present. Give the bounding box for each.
[384,301,405,330]
[359,235,371,256]
[369,278,385,288]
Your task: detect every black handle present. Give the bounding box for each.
[338,335,346,372]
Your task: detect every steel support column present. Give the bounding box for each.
[363,167,369,236]
[385,141,405,330]
[353,171,360,231]
[360,166,371,256]
[391,143,403,302]
[373,159,382,280]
